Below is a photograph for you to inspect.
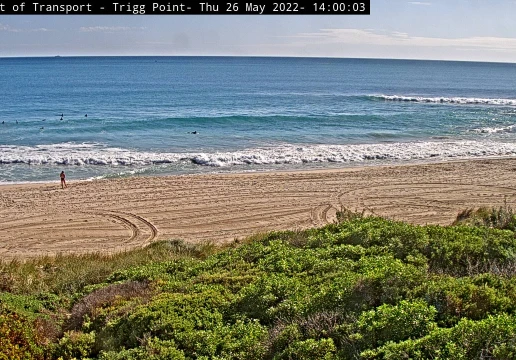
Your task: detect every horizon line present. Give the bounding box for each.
[1,54,516,65]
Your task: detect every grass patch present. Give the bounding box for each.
[0,239,221,297]
[453,197,516,231]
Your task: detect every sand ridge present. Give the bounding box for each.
[2,158,516,259]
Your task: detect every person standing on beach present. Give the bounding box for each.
[60,171,67,189]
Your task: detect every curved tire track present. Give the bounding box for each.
[82,210,158,247]
[116,211,159,245]
[311,203,336,226]
[335,182,516,224]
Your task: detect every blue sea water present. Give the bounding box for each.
[2,56,516,183]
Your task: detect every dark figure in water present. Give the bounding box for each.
[60,117,63,121]
[60,113,63,117]
[189,131,198,134]
[85,114,87,117]
[16,120,18,124]
[1,121,4,124]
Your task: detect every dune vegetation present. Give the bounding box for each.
[2,206,516,359]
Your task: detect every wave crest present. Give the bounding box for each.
[471,124,516,134]
[2,141,516,168]
[372,95,516,106]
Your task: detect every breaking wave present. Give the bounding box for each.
[2,141,516,168]
[372,95,516,106]
[471,124,516,134]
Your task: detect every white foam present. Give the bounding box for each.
[85,168,150,181]
[0,143,183,166]
[374,95,516,106]
[471,124,516,134]
[3,141,516,168]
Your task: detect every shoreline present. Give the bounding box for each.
[2,157,516,260]
[2,154,515,188]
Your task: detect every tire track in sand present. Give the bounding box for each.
[311,203,336,226]
[336,182,516,221]
[81,210,158,247]
[116,210,159,246]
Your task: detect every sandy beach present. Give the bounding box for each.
[2,158,516,259]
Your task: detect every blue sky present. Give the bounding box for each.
[1,0,516,62]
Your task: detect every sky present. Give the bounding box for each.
[1,0,516,62]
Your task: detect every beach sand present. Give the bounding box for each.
[2,158,516,259]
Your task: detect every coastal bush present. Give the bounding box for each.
[279,338,337,360]
[0,303,46,360]
[413,274,516,327]
[98,337,186,360]
[353,300,437,346]
[2,212,516,359]
[231,273,311,324]
[454,200,516,231]
[66,280,154,332]
[361,313,516,359]
[333,300,437,358]
[81,289,267,358]
[333,218,430,261]
[425,225,516,276]
[52,330,96,360]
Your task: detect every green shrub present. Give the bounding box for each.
[453,200,516,231]
[362,313,516,359]
[232,273,311,324]
[3,213,516,359]
[52,330,96,360]
[425,225,516,276]
[415,274,516,327]
[99,337,186,360]
[66,280,153,331]
[356,300,437,346]
[0,304,45,360]
[281,338,337,360]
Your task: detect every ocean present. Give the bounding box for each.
[2,56,516,184]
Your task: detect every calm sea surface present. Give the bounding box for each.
[2,56,516,183]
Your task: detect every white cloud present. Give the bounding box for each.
[79,26,146,33]
[286,29,516,52]
[0,23,48,32]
